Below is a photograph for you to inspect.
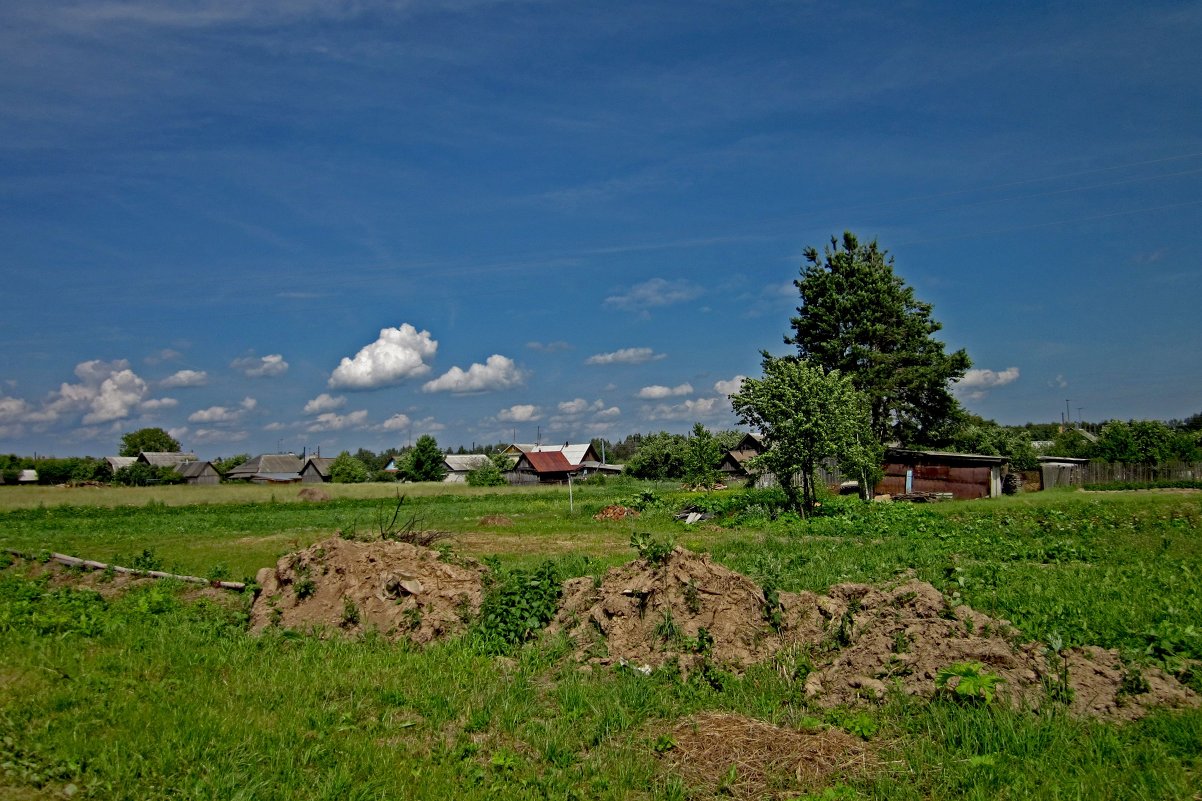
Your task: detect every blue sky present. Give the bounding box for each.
[1,1,1200,459]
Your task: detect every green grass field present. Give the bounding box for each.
[1,483,1200,799]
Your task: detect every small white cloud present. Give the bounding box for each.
[307,410,369,432]
[604,278,702,311]
[558,398,605,415]
[329,324,437,390]
[498,404,541,423]
[240,397,257,411]
[637,383,693,399]
[422,354,526,394]
[585,347,666,366]
[377,413,412,432]
[958,367,1020,390]
[303,393,346,414]
[160,370,208,388]
[1051,374,1069,389]
[595,406,621,419]
[140,397,178,411]
[714,375,747,396]
[232,354,289,378]
[645,397,720,421]
[189,405,241,424]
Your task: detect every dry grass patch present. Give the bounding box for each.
[661,712,874,800]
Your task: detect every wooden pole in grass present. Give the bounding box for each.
[6,549,247,591]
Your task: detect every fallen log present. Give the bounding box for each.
[6,549,246,591]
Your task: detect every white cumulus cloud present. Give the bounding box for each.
[585,347,665,366]
[329,324,437,389]
[637,383,693,399]
[303,393,346,414]
[140,397,178,411]
[36,360,151,425]
[232,354,289,378]
[714,375,746,395]
[422,354,526,394]
[959,367,1021,389]
[498,404,541,422]
[160,369,208,388]
[377,413,412,432]
[558,398,605,415]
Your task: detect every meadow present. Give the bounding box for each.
[1,481,1200,800]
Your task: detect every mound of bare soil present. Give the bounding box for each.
[250,537,485,643]
[800,581,1197,719]
[592,505,639,522]
[551,547,824,673]
[661,712,872,800]
[553,547,1199,720]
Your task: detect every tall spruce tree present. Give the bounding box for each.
[785,232,970,446]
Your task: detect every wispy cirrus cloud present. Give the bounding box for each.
[603,278,703,312]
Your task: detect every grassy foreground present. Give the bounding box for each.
[1,484,1200,799]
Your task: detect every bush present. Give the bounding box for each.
[466,461,507,487]
[329,452,371,483]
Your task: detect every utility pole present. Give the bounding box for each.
[1065,399,1071,428]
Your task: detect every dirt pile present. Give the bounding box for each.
[250,537,485,643]
[662,712,872,800]
[553,547,1198,720]
[592,505,639,522]
[551,547,824,672]
[800,580,1197,718]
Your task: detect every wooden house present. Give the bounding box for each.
[300,457,335,483]
[511,450,578,484]
[175,460,221,485]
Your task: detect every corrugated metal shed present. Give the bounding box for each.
[877,449,1007,500]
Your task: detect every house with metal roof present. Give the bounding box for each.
[502,442,602,466]
[137,452,198,469]
[511,450,579,484]
[442,454,493,483]
[225,453,304,483]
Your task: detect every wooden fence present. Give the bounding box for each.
[1080,461,1200,485]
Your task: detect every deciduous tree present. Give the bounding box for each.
[119,427,181,457]
[403,435,447,482]
[785,232,970,446]
[730,356,879,516]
